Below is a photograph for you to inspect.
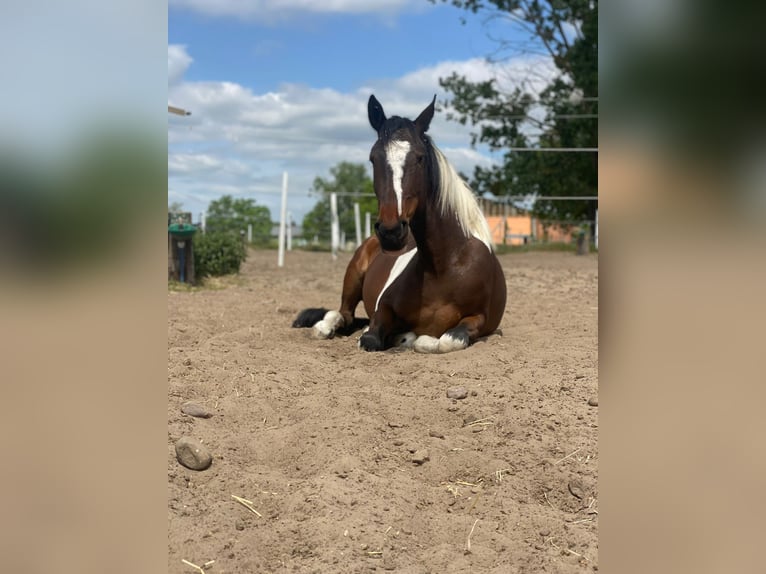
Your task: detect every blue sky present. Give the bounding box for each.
[168,0,556,223]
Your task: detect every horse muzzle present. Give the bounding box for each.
[375,219,409,251]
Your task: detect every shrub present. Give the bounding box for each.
[193,231,247,278]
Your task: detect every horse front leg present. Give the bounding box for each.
[310,237,380,339]
[312,267,364,338]
[358,304,399,351]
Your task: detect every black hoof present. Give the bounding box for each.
[359,332,384,352]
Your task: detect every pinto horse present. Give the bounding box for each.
[292,95,507,353]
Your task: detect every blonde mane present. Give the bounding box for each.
[431,142,493,251]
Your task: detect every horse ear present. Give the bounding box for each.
[368,95,386,132]
[414,95,436,134]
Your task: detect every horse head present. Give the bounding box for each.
[367,94,436,251]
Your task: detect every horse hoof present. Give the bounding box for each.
[359,332,383,352]
[413,335,441,353]
[396,332,417,348]
[312,310,344,339]
[312,320,334,339]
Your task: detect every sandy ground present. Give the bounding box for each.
[168,248,598,573]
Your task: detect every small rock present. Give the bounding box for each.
[235,520,245,531]
[428,430,445,439]
[539,529,551,537]
[411,450,430,465]
[392,439,404,446]
[470,390,478,397]
[181,402,213,418]
[447,406,459,412]
[183,358,192,366]
[175,436,213,470]
[447,387,469,400]
[587,397,598,407]
[568,479,587,500]
[463,414,479,426]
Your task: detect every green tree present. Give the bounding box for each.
[205,195,272,245]
[302,162,377,243]
[431,0,597,226]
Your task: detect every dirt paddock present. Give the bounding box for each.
[168,248,598,573]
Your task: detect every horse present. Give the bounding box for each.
[292,94,507,353]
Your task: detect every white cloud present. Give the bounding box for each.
[169,0,415,21]
[168,44,193,87]
[168,46,555,222]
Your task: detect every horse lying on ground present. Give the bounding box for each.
[293,95,507,353]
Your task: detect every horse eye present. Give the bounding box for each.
[416,154,424,164]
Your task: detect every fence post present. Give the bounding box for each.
[354,202,362,248]
[278,171,288,267]
[595,209,598,250]
[365,212,371,239]
[287,212,293,251]
[330,192,339,260]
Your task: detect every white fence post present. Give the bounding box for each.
[287,211,293,251]
[365,212,371,239]
[330,192,339,260]
[595,208,598,250]
[278,171,288,267]
[354,203,362,248]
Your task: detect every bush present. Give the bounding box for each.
[193,231,247,278]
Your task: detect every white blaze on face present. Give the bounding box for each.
[385,139,411,217]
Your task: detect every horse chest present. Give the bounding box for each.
[362,248,419,318]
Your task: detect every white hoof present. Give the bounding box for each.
[413,333,469,353]
[437,332,468,353]
[312,310,343,339]
[395,332,417,348]
[413,335,440,353]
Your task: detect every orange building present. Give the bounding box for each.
[485,215,575,246]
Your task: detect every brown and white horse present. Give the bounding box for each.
[293,95,507,353]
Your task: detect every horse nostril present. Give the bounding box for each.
[400,220,408,230]
[374,221,381,231]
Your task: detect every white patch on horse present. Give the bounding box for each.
[396,332,417,348]
[374,248,418,312]
[413,332,469,353]
[385,139,411,217]
[312,310,343,339]
[437,332,469,353]
[357,325,370,348]
[413,335,440,353]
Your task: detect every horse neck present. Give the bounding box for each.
[411,201,469,276]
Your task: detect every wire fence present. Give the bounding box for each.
[176,195,598,253]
